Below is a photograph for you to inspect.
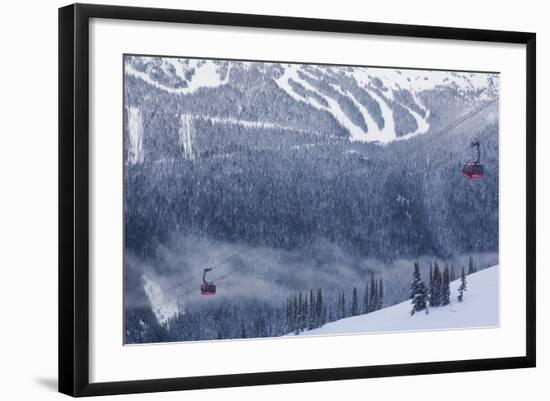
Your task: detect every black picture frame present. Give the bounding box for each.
[59,3,536,397]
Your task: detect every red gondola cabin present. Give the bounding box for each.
[462,162,484,178]
[463,141,484,179]
[200,268,216,295]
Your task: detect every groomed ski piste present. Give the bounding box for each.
[295,265,499,336]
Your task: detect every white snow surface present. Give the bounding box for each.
[179,114,195,160]
[297,265,499,336]
[143,275,179,326]
[206,115,310,133]
[126,106,144,164]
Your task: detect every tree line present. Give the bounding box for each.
[285,275,384,335]
[410,256,475,315]
[125,274,385,343]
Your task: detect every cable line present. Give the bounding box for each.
[395,96,498,159]
[149,253,267,309]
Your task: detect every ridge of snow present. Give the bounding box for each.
[353,68,498,97]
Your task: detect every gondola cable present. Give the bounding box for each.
[149,253,267,309]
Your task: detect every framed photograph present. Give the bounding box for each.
[59,3,536,397]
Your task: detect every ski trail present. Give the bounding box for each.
[143,275,179,325]
[276,66,367,142]
[366,89,396,142]
[207,115,310,133]
[179,114,194,160]
[275,64,323,109]
[126,106,144,164]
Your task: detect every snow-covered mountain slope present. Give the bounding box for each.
[124,56,499,144]
[143,275,179,325]
[125,56,231,95]
[298,265,499,336]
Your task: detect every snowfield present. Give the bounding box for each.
[297,265,499,336]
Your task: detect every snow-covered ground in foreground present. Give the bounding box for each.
[298,265,499,336]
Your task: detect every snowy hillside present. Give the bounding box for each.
[297,265,499,336]
[124,56,499,145]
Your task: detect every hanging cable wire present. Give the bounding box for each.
[149,253,267,309]
[147,270,204,299]
[396,96,499,158]
[147,251,257,298]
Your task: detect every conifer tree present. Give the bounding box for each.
[303,298,308,331]
[377,279,384,310]
[410,262,428,315]
[316,288,323,327]
[285,298,291,333]
[351,287,359,316]
[362,281,369,314]
[336,293,341,320]
[297,293,303,333]
[241,321,247,338]
[441,265,451,306]
[292,294,298,334]
[341,292,347,319]
[468,256,475,275]
[458,267,467,302]
[308,289,315,330]
[451,265,456,281]
[328,305,335,322]
[430,262,442,307]
[369,275,377,312]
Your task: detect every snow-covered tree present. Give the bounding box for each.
[336,292,347,320]
[316,288,324,327]
[410,262,428,315]
[293,294,300,334]
[308,289,315,330]
[341,292,347,319]
[377,279,384,310]
[351,287,359,316]
[468,256,476,275]
[303,297,308,332]
[369,275,377,312]
[441,265,451,306]
[362,281,369,314]
[458,267,467,302]
[327,305,335,323]
[241,320,247,338]
[430,261,442,307]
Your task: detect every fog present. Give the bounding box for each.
[125,234,498,318]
